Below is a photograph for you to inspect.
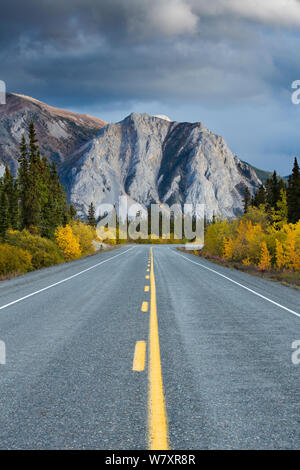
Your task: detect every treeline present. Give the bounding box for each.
[201,159,300,278]
[0,122,76,239]
[0,122,100,278]
[244,158,300,223]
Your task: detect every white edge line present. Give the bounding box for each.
[170,248,300,319]
[0,247,135,311]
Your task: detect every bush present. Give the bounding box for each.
[55,225,81,261]
[6,229,64,269]
[203,209,300,273]
[0,243,32,275]
[70,221,98,256]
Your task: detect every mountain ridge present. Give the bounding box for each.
[64,111,262,219]
[0,93,107,176]
[0,94,266,219]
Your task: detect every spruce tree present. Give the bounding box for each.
[69,204,77,220]
[253,184,266,207]
[3,165,18,230]
[87,202,96,227]
[287,157,300,223]
[18,135,29,228]
[243,187,251,214]
[26,123,42,229]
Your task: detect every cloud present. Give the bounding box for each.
[137,0,198,37]
[0,0,299,174]
[216,0,300,28]
[189,0,300,28]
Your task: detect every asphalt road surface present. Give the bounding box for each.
[0,245,299,450]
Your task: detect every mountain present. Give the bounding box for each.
[0,93,106,176]
[0,95,263,219]
[63,113,262,219]
[244,162,288,185]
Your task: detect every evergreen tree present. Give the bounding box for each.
[69,204,77,220]
[3,165,18,230]
[287,157,300,223]
[243,187,251,214]
[265,171,285,209]
[0,179,9,238]
[17,122,72,236]
[41,161,68,237]
[18,135,29,228]
[253,184,266,207]
[87,202,96,227]
[24,122,42,229]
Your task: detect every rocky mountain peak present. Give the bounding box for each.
[65,112,261,219]
[0,93,107,176]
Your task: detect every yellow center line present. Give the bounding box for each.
[145,275,149,279]
[141,301,149,312]
[132,341,146,371]
[148,247,169,450]
[144,286,149,292]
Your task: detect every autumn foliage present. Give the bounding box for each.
[203,206,300,272]
[0,243,32,275]
[54,225,82,261]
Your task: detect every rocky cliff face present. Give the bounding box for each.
[0,95,262,219]
[65,113,261,219]
[0,93,106,176]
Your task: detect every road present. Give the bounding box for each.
[0,245,299,450]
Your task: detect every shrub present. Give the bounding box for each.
[55,225,81,261]
[258,241,271,271]
[70,220,98,256]
[203,208,300,273]
[6,229,64,269]
[0,243,32,275]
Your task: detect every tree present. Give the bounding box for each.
[2,165,19,230]
[287,158,300,223]
[0,186,9,238]
[17,123,71,236]
[253,185,266,207]
[55,225,81,261]
[69,204,77,220]
[18,135,29,229]
[87,202,96,227]
[275,239,285,271]
[24,122,42,229]
[223,237,234,260]
[265,171,284,209]
[272,188,288,229]
[258,241,271,271]
[243,187,251,214]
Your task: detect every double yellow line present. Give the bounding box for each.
[132,248,169,449]
[148,247,169,450]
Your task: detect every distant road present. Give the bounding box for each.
[0,245,298,449]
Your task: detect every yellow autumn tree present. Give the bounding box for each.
[70,220,98,256]
[258,241,271,271]
[223,237,234,260]
[275,239,285,270]
[285,227,300,271]
[55,225,81,261]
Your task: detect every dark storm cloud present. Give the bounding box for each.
[1,0,298,105]
[1,0,300,173]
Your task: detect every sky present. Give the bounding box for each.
[1,0,300,175]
